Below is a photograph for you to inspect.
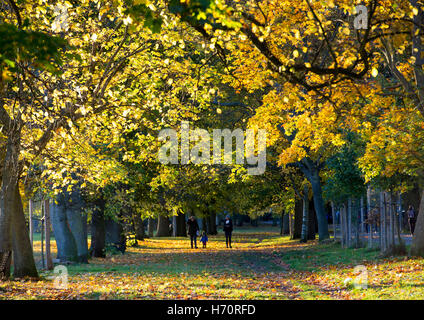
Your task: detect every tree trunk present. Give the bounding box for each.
[133,213,145,241]
[178,213,187,236]
[307,168,330,241]
[280,211,284,235]
[0,135,20,280]
[380,192,386,252]
[65,189,88,263]
[340,204,346,248]
[90,197,106,258]
[11,185,38,278]
[208,211,217,235]
[105,217,126,253]
[367,186,373,248]
[235,213,243,227]
[147,218,155,237]
[44,199,53,270]
[347,198,352,248]
[308,199,316,240]
[330,202,335,240]
[360,196,365,234]
[51,200,78,262]
[156,215,170,237]
[282,211,290,235]
[202,217,208,233]
[300,184,309,243]
[411,190,424,256]
[66,207,88,263]
[291,198,302,239]
[29,199,34,248]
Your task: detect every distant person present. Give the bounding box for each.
[223,215,233,248]
[200,231,208,248]
[187,216,199,249]
[407,205,416,235]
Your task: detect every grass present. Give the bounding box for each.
[2,226,424,299]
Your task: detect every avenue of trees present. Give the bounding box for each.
[1,0,424,280]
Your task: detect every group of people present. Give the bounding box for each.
[186,215,233,249]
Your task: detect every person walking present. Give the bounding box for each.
[187,216,200,249]
[407,205,417,235]
[200,231,208,248]
[223,215,233,248]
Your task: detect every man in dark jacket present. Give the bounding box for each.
[223,215,233,248]
[187,216,199,249]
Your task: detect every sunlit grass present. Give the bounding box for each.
[2,227,424,300]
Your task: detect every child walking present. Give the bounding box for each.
[200,231,208,248]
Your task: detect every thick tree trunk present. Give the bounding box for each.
[0,135,20,280]
[411,190,424,256]
[291,199,302,239]
[90,198,106,258]
[308,199,316,240]
[65,207,88,263]
[147,218,155,237]
[202,217,208,233]
[156,215,170,237]
[208,211,217,235]
[173,213,187,237]
[282,212,290,235]
[65,189,88,263]
[11,185,38,278]
[51,190,88,263]
[105,217,126,253]
[307,168,330,241]
[133,213,145,241]
[51,201,78,262]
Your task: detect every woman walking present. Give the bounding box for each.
[223,215,233,248]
